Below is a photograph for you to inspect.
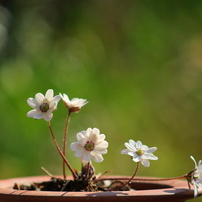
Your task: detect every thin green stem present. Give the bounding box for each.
[47,121,78,180]
[62,111,71,179]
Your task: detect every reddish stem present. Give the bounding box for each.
[47,121,78,180]
[62,111,71,179]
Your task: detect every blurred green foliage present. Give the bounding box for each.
[0,1,202,200]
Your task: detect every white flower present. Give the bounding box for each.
[60,93,88,113]
[189,156,202,197]
[70,128,108,163]
[27,89,61,121]
[121,140,158,167]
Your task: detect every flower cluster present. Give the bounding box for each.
[27,90,88,121]
[27,89,108,165]
[26,89,202,197]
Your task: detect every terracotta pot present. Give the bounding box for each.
[0,175,200,202]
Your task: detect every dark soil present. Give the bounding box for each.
[13,177,130,192]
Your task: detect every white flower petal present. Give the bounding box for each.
[96,134,106,144]
[77,132,87,145]
[27,109,38,117]
[43,112,53,121]
[96,141,109,150]
[129,139,136,146]
[35,93,44,103]
[52,95,61,104]
[125,142,136,151]
[128,151,137,157]
[33,111,44,119]
[78,99,88,107]
[136,141,142,149]
[60,93,70,103]
[196,182,202,189]
[143,153,158,160]
[49,102,57,109]
[121,149,130,154]
[83,153,91,162]
[141,145,149,150]
[75,147,86,157]
[92,128,100,135]
[146,147,157,153]
[86,128,93,138]
[91,152,104,163]
[88,132,98,143]
[45,89,54,101]
[191,156,197,168]
[27,110,44,120]
[94,148,108,154]
[149,155,158,160]
[141,159,150,167]
[193,181,198,198]
[27,98,38,108]
[132,156,141,162]
[60,93,88,110]
[70,142,79,151]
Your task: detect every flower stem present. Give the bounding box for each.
[47,121,78,180]
[109,162,140,191]
[121,162,140,188]
[62,111,71,179]
[41,167,53,177]
[134,175,187,181]
[85,162,90,179]
[94,174,187,183]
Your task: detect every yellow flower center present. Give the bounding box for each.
[136,149,144,156]
[84,141,95,151]
[40,103,49,112]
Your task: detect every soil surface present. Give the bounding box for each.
[13,177,130,192]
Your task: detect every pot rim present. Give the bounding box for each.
[0,175,199,199]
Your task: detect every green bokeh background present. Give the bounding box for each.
[0,1,202,200]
